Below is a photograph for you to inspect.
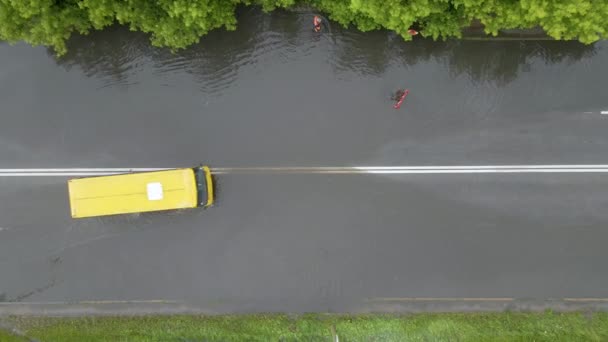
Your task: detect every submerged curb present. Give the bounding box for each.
[2,298,608,316]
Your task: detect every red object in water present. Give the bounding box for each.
[407,29,419,36]
[313,16,322,32]
[393,89,410,109]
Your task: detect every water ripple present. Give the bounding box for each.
[55,26,150,88]
[50,9,603,101]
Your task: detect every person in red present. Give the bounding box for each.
[392,89,410,109]
[313,16,322,32]
[391,89,406,101]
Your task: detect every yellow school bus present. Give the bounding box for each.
[68,166,214,218]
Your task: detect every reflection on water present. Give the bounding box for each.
[331,29,393,77]
[52,8,318,93]
[433,40,595,85]
[337,32,596,85]
[51,8,598,89]
[52,26,152,88]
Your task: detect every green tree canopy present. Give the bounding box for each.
[0,0,605,55]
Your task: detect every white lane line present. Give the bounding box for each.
[370,297,608,302]
[0,168,170,172]
[212,165,608,174]
[0,168,171,176]
[361,169,608,174]
[380,165,608,169]
[602,111,608,115]
[0,173,128,176]
[0,300,179,305]
[2,165,608,176]
[370,297,515,302]
[214,165,608,170]
[2,165,608,172]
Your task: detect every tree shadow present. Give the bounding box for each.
[50,8,598,89]
[392,39,596,86]
[49,7,311,93]
[330,28,393,77]
[330,29,597,85]
[49,25,152,87]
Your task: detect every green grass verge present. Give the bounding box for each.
[2,312,608,342]
[0,328,28,342]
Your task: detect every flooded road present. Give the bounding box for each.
[1,10,606,168]
[1,8,608,311]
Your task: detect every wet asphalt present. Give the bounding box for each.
[1,9,608,311]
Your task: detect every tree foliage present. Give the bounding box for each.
[0,0,606,55]
[310,0,607,43]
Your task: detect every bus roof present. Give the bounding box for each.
[68,168,198,218]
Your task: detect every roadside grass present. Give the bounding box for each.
[0,328,28,342]
[2,312,608,341]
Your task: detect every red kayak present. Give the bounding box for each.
[393,89,410,109]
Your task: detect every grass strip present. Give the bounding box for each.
[2,312,608,341]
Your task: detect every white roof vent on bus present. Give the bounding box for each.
[147,182,164,201]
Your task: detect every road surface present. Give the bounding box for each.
[1,172,608,312]
[1,9,608,312]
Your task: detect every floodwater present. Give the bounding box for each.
[0,8,606,167]
[1,8,608,311]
